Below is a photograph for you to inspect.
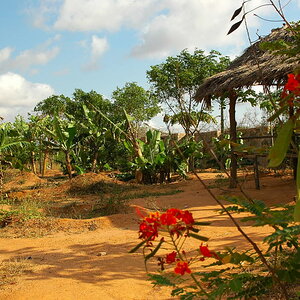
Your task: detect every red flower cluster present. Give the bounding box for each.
[285,74,300,94]
[160,208,195,226]
[166,251,177,264]
[199,243,220,260]
[281,73,300,106]
[174,261,191,275]
[138,209,195,241]
[139,212,160,241]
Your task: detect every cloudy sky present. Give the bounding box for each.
[0,0,299,129]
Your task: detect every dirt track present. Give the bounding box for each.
[0,172,296,300]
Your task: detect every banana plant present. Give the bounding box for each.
[125,129,190,184]
[80,104,108,172]
[45,116,77,179]
[11,115,41,173]
[0,123,28,190]
[124,129,166,183]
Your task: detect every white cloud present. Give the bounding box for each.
[131,0,273,58]
[0,72,54,121]
[26,0,63,30]
[83,35,109,71]
[29,0,277,60]
[91,36,109,58]
[0,37,60,73]
[12,47,60,71]
[52,0,162,32]
[0,48,13,64]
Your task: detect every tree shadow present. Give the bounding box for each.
[0,241,151,286]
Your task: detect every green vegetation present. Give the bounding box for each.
[0,198,47,226]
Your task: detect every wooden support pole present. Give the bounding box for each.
[253,155,260,190]
[229,90,238,188]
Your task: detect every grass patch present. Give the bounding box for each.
[87,196,129,218]
[68,180,137,196]
[0,257,34,288]
[208,174,229,188]
[118,189,184,201]
[81,189,184,219]
[0,198,48,227]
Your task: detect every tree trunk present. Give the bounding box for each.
[91,151,99,173]
[39,149,43,174]
[30,151,37,174]
[229,90,238,188]
[0,160,3,195]
[42,149,48,177]
[65,151,72,179]
[220,99,225,136]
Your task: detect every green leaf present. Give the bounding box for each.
[229,278,242,292]
[294,200,300,222]
[268,119,294,167]
[144,238,164,261]
[66,126,76,149]
[267,105,287,122]
[171,288,184,296]
[294,151,300,221]
[147,273,175,287]
[53,116,66,146]
[193,221,211,226]
[128,239,147,253]
[187,233,209,241]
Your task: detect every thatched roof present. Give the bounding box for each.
[195,25,300,101]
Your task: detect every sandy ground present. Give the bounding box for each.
[0,171,296,300]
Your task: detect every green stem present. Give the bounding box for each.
[170,233,209,297]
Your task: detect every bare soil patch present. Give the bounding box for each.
[0,170,296,299]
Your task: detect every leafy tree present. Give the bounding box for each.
[34,95,69,117]
[69,89,122,172]
[147,49,230,136]
[112,82,160,124]
[67,89,112,121]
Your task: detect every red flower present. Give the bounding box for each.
[199,243,220,260]
[174,261,191,275]
[144,212,160,223]
[139,220,159,241]
[166,251,177,264]
[285,74,300,93]
[200,244,212,257]
[281,74,300,106]
[160,212,178,225]
[166,208,182,217]
[169,224,186,238]
[179,210,194,225]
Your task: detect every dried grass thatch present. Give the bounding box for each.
[195,25,300,101]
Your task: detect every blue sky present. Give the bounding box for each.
[0,0,299,130]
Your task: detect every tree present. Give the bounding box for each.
[46,116,77,179]
[34,95,69,117]
[147,49,230,136]
[112,82,160,124]
[69,89,119,172]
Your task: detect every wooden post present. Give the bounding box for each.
[229,90,238,188]
[253,155,260,190]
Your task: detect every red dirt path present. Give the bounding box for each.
[0,172,296,300]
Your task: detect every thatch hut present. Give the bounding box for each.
[195,25,300,187]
